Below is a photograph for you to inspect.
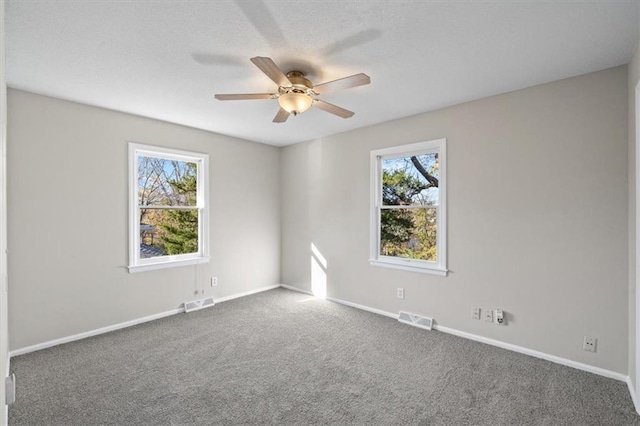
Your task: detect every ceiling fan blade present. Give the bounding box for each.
[322,29,382,57]
[250,56,291,87]
[235,0,288,49]
[273,107,290,123]
[314,99,355,119]
[192,53,245,67]
[313,73,371,94]
[215,93,275,101]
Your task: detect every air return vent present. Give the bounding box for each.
[398,311,433,331]
[184,296,215,313]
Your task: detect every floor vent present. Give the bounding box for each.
[184,296,215,313]
[398,311,433,331]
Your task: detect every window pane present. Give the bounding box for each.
[380,208,437,261]
[382,153,438,206]
[137,156,197,207]
[140,208,199,258]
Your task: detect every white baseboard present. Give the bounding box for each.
[319,292,628,383]
[627,377,640,415]
[279,284,313,296]
[326,296,399,320]
[433,324,627,382]
[215,284,281,303]
[280,285,397,321]
[9,284,632,391]
[9,307,183,357]
[279,284,397,324]
[10,284,281,358]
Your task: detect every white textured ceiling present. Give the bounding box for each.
[6,1,639,146]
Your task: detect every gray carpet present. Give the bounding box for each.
[8,288,640,425]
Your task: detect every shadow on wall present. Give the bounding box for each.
[311,243,327,299]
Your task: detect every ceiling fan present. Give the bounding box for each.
[215,56,371,123]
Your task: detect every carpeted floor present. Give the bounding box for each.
[8,288,640,425]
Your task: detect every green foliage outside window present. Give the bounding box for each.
[138,157,199,258]
[160,164,198,255]
[380,153,438,262]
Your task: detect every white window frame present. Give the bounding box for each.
[370,138,447,276]
[128,143,210,273]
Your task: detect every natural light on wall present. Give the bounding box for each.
[310,243,327,299]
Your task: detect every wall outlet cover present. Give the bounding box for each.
[484,309,493,322]
[472,307,481,320]
[583,336,597,353]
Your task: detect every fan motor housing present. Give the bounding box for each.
[285,71,313,90]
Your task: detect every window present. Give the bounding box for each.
[128,143,209,272]
[370,138,447,276]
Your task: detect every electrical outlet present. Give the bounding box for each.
[484,309,493,323]
[211,276,218,287]
[583,336,597,353]
[471,307,481,320]
[494,309,505,325]
[397,287,405,299]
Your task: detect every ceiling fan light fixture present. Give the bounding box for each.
[278,92,313,115]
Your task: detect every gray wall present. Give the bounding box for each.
[7,90,281,351]
[6,65,631,375]
[281,66,629,374]
[629,38,640,389]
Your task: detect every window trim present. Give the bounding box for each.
[369,138,447,276]
[128,143,210,273]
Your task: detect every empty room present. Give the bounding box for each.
[1,0,640,425]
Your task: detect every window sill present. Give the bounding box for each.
[369,259,448,276]
[128,256,210,273]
